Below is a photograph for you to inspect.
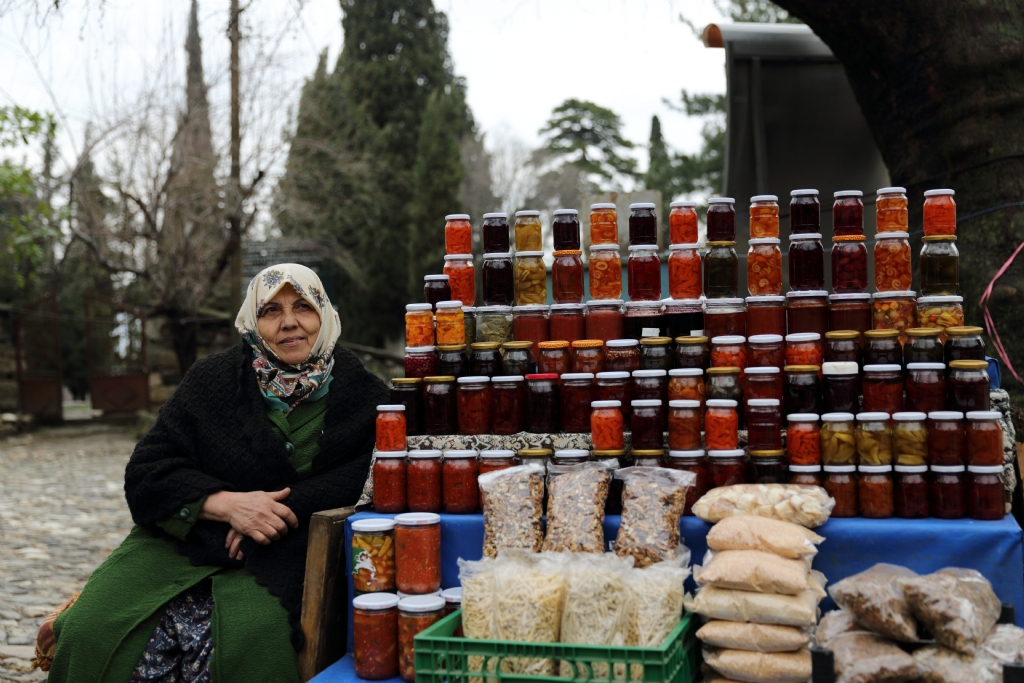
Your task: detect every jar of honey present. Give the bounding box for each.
[920,237,959,296]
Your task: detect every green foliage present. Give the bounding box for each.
[644,115,674,217]
[645,91,726,207]
[539,98,637,188]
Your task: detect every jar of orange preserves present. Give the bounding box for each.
[923,189,956,237]
[591,400,625,451]
[747,238,783,296]
[376,405,407,452]
[435,301,466,346]
[443,254,475,307]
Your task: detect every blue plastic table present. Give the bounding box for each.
[311,512,1024,683]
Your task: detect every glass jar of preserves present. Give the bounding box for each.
[552,448,590,466]
[944,326,986,363]
[785,333,823,368]
[537,340,571,375]
[705,298,746,338]
[708,449,746,487]
[873,232,912,292]
[491,375,527,435]
[435,301,466,346]
[469,342,502,377]
[444,213,472,254]
[790,189,820,234]
[821,412,857,466]
[668,368,706,410]
[749,194,780,238]
[894,465,929,518]
[905,363,946,414]
[669,244,702,299]
[572,339,605,373]
[862,365,904,414]
[548,304,585,343]
[441,587,463,621]
[876,186,908,233]
[376,405,408,452]
[855,412,893,466]
[443,254,475,308]
[514,251,547,305]
[640,337,673,371]
[456,376,492,435]
[552,208,581,250]
[423,274,451,312]
[462,307,479,346]
[353,593,400,680]
[832,190,864,236]
[630,399,665,450]
[747,238,783,296]
[822,362,859,413]
[628,202,658,245]
[749,450,787,484]
[664,298,705,339]
[707,197,736,241]
[518,447,553,471]
[923,189,956,237]
[786,414,821,465]
[481,212,510,252]
[675,335,711,370]
[585,299,624,341]
[704,242,739,298]
[606,339,641,372]
[967,465,1004,520]
[633,369,669,406]
[786,291,829,337]
[831,236,869,293]
[705,399,739,450]
[624,301,666,340]
[422,376,457,435]
[915,296,964,341]
[823,465,858,517]
[783,366,822,416]
[436,344,468,379]
[560,373,594,433]
[631,449,665,468]
[590,202,618,245]
[790,464,823,487]
[398,595,446,682]
[745,296,786,337]
[352,519,397,593]
[747,334,784,368]
[591,400,625,450]
[627,245,661,301]
[442,450,479,513]
[668,399,702,451]
[405,345,438,379]
[666,449,708,515]
[405,303,434,348]
[481,253,515,307]
[928,411,965,466]
[825,331,860,364]
[670,200,699,243]
[391,378,423,437]
[788,233,824,291]
[706,368,743,410]
[863,330,903,367]
[892,412,928,466]
[552,250,584,304]
[525,373,560,433]
[746,399,782,451]
[903,327,944,363]
[501,341,533,376]
[394,512,442,593]
[711,335,748,371]
[595,371,632,422]
[966,411,1004,467]
[829,294,872,342]
[920,236,959,296]
[743,367,783,403]
[589,245,623,300]
[858,465,894,518]
[948,360,990,412]
[512,305,549,363]
[373,451,407,513]
[514,209,542,250]
[407,451,443,513]
[872,291,917,343]
[475,306,513,345]
[931,464,966,519]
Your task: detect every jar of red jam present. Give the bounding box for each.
[789,464,822,487]
[630,399,665,450]
[706,197,736,241]
[930,464,966,519]
[548,304,586,343]
[863,330,903,367]
[745,296,786,337]
[822,362,859,414]
[479,449,516,476]
[668,244,702,299]
[627,245,662,301]
[705,298,746,338]
[595,371,633,421]
[606,339,641,372]
[944,326,986,363]
[862,365,904,414]
[788,233,824,291]
[407,450,443,512]
[743,367,783,403]
[747,238,783,296]
[749,194,780,238]
[829,294,872,343]
[664,298,705,339]
[491,375,526,435]
[405,345,438,379]
[666,449,708,515]
[481,212,510,252]
[783,366,822,416]
[893,465,929,518]
[589,245,623,300]
[927,411,965,466]
[966,411,1004,467]
[585,299,624,342]
[746,398,782,450]
[442,450,479,514]
[708,449,746,487]
[747,334,783,368]
[832,190,864,236]
[670,200,699,243]
[749,450,787,484]
[373,451,408,513]
[640,337,674,371]
[790,189,820,234]
[705,399,739,450]
[537,341,571,375]
[560,373,595,433]
[668,399,701,451]
[353,593,400,680]
[553,208,581,250]
[423,376,457,436]
[823,465,857,517]
[526,374,560,433]
[904,327,944,363]
[704,242,739,299]
[633,369,669,405]
[905,363,946,414]
[592,400,625,450]
[624,301,666,340]
[858,465,895,518]
[629,202,658,245]
[469,342,502,377]
[948,360,991,412]
[398,595,445,682]
[512,305,549,362]
[675,335,710,370]
[552,250,585,304]
[786,291,829,337]
[436,345,468,379]
[831,236,869,293]
[571,339,605,373]
[456,376,492,435]
[825,331,861,364]
[669,368,706,409]
[785,333,823,368]
[423,274,451,312]
[786,414,821,466]
[394,512,442,594]
[967,465,1005,520]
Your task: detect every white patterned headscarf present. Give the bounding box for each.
[235,263,342,411]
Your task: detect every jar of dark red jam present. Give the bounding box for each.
[482,212,510,253]
[469,342,502,377]
[666,449,708,515]
[746,399,782,450]
[628,202,658,245]
[560,373,595,433]
[456,376,492,436]
[905,363,946,414]
[944,326,986,364]
[705,298,746,338]
[831,236,869,293]
[627,245,662,301]
[548,304,586,343]
[783,365,822,417]
[789,464,822,487]
[632,369,669,403]
[706,197,736,241]
[664,298,705,339]
[832,190,864,236]
[442,450,479,514]
[930,464,966,519]
[825,331,861,364]
[829,293,872,343]
[788,233,824,291]
[436,344,468,379]
[747,334,783,368]
[674,335,710,370]
[823,465,857,517]
[423,274,452,314]
[479,450,516,476]
[501,341,533,376]
[585,299,624,342]
[554,253,585,304]
[786,291,828,337]
[595,371,633,422]
[743,367,782,404]
[640,337,673,371]
[745,296,786,337]
[928,410,965,466]
[552,208,581,250]
[512,305,549,363]
[967,465,1005,520]
[630,399,665,450]
[858,465,895,519]
[406,450,442,512]
[904,328,944,364]
[491,376,526,435]
[624,301,666,340]
[405,346,438,379]
[525,374,560,433]
[749,450,787,484]
[948,360,991,412]
[708,449,746,487]
[863,330,903,368]
[422,376,457,436]
[861,365,904,414]
[894,464,930,518]
[391,378,424,437]
[822,362,859,414]
[605,339,641,372]
[481,252,515,306]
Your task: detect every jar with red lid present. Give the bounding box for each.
[872,291,917,344]
[966,411,1004,467]
[629,202,658,245]
[785,333,823,368]
[630,399,665,450]
[444,213,472,254]
[905,363,946,414]
[876,187,909,233]
[525,374,560,433]
[512,305,549,363]
[747,238,783,296]
[624,301,666,340]
[443,255,475,308]
[606,339,641,372]
[674,335,710,369]
[423,274,451,312]
[666,449,708,515]
[743,367,782,403]
[628,245,661,301]
[705,399,739,450]
[394,512,442,594]
[783,366,822,416]
[456,376,492,435]
[788,233,824,290]
[491,376,526,435]
[945,326,986,364]
[825,331,861,364]
[353,593,400,680]
[479,450,517,476]
[790,189,820,234]
[436,345,468,379]
[948,360,990,412]
[832,190,864,236]
[572,339,605,373]
[595,371,632,421]
[481,253,515,306]
[633,369,669,408]
[874,232,912,292]
[591,400,625,450]
[749,451,787,484]
[442,450,479,514]
[469,342,502,377]
[927,411,965,466]
[405,346,438,379]
[829,294,872,342]
[746,399,782,450]
[747,334,783,368]
[548,304,586,343]
[862,365,904,414]
[931,465,966,519]
[589,245,623,300]
[786,291,829,337]
[822,362,859,414]
[398,594,446,682]
[749,194,780,238]
[705,298,746,338]
[373,451,408,513]
[537,341,571,375]
[831,236,869,293]
[422,376,457,436]
[704,242,739,298]
[664,298,705,339]
[923,189,956,236]
[967,465,1004,520]
[668,244,702,299]
[482,212,510,252]
[585,299,624,341]
[640,337,673,371]
[709,449,746,487]
[552,250,584,304]
[711,335,748,371]
[377,404,408,452]
[893,465,929,518]
[745,296,786,337]
[668,399,701,451]
[786,414,821,465]
[858,465,894,518]
[668,369,706,415]
[391,378,423,437]
[560,373,594,433]
[670,200,699,244]
[789,464,822,487]
[706,197,736,241]
[501,342,533,376]
[406,451,443,512]
[864,330,903,367]
[824,465,858,517]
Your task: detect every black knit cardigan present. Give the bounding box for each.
[124,342,388,650]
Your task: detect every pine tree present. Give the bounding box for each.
[645,115,674,216]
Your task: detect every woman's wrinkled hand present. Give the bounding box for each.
[201,489,299,545]
[225,528,245,560]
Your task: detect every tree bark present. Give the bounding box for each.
[775,0,1024,389]
[227,0,243,315]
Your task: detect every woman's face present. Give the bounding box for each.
[257,283,321,366]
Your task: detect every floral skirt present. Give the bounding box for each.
[130,582,215,683]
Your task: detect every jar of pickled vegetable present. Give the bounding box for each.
[966,411,1004,467]
[353,593,400,680]
[585,299,624,341]
[824,465,858,517]
[352,519,397,593]
[624,301,666,340]
[894,465,929,518]
[874,232,912,292]
[920,237,959,296]
[398,595,445,682]
[892,412,928,466]
[927,411,965,466]
[549,304,585,343]
[923,189,956,237]
[666,449,708,515]
[592,400,625,450]
[435,301,466,346]
[512,305,549,361]
[668,399,702,451]
[746,399,782,450]
[475,306,514,345]
[855,412,893,466]
[749,194,780,238]
[876,187,908,233]
[931,464,966,519]
[422,376,457,436]
[948,360,990,412]
[706,197,736,241]
[590,202,619,245]
[443,254,475,308]
[705,399,739,450]
[630,399,665,450]
[442,450,479,513]
[743,367,783,403]
[944,326,986,363]
[391,378,423,437]
[560,373,594,433]
[595,371,632,421]
[749,450,787,484]
[525,373,560,433]
[863,330,903,367]
[668,244,702,299]
[705,298,746,338]
[859,465,894,518]
[641,337,673,371]
[833,190,864,236]
[825,331,860,364]
[443,213,472,254]
[513,209,541,250]
[514,251,547,305]
[629,202,658,245]
[376,405,408,452]
[571,339,605,373]
[538,341,571,376]
[501,341,533,376]
[704,242,739,298]
[786,291,829,338]
[405,346,438,379]
[914,296,964,343]
[790,189,820,234]
[405,303,434,348]
[821,413,856,466]
[711,335,748,371]
[785,333,823,368]
[664,298,705,339]
[872,291,917,343]
[406,450,442,513]
[668,368,706,409]
[706,368,743,410]
[708,449,746,487]
[491,375,527,435]
[747,238,783,296]
[747,334,784,368]
[829,294,872,342]
[394,512,442,593]
[552,250,584,304]
[905,363,946,414]
[745,296,786,337]
[373,451,407,513]
[469,342,502,377]
[436,345,468,379]
[789,233,824,291]
[423,274,451,312]
[786,414,821,465]
[832,236,869,293]
[790,464,823,487]
[903,327,944,363]
[967,465,1004,520]
[589,245,623,300]
[606,339,641,372]
[670,200,699,243]
[783,366,822,416]
[675,335,711,370]
[822,362,859,414]
[862,365,904,414]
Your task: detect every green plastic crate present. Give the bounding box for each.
[413,610,698,683]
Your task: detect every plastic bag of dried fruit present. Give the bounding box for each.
[911,624,1024,683]
[898,568,1001,654]
[542,461,614,553]
[692,484,835,528]
[612,467,695,568]
[479,464,545,558]
[829,563,919,643]
[823,631,919,682]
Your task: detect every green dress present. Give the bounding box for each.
[49,397,330,683]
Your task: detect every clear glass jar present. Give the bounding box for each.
[630,400,665,451]
[862,364,904,414]
[821,412,856,466]
[668,368,706,412]
[560,373,595,433]
[640,337,674,371]
[871,291,917,344]
[591,400,625,450]
[514,251,547,305]
[967,465,1004,520]
[704,241,739,298]
[670,200,699,244]
[391,378,423,437]
[469,342,502,378]
[475,306,513,345]
[423,274,451,312]
[825,331,861,364]
[903,327,944,364]
[705,399,739,450]
[548,303,585,343]
[373,452,408,513]
[829,293,872,343]
[928,410,965,466]
[590,202,619,245]
[873,232,912,292]
[491,376,526,435]
[628,245,662,301]
[376,405,408,452]
[585,299,624,342]
[571,340,605,374]
[743,367,782,404]
[436,344,468,379]
[405,303,434,348]
[353,593,400,680]
[876,186,908,233]
[786,414,821,466]
[824,465,857,517]
[482,253,515,306]
[456,377,492,436]
[514,210,542,250]
[789,464,823,487]
[512,305,549,363]
[855,412,893,466]
[905,362,946,414]
[398,595,446,682]
[831,236,869,293]
[442,450,479,513]
[966,410,1004,467]
[441,587,463,620]
[404,345,438,380]
[435,301,466,346]
[706,197,736,241]
[749,194,780,238]
[711,335,748,371]
[664,298,705,339]
[858,465,894,519]
[407,450,442,513]
[863,330,903,367]
[747,333,784,368]
[674,335,711,370]
[785,332,823,368]
[624,301,666,340]
[931,464,966,519]
[745,296,786,337]
[482,212,510,252]
[589,244,623,300]
[422,377,457,436]
[948,360,990,412]
[920,236,959,296]
[790,188,820,234]
[944,326,986,364]
[822,362,859,414]
[708,449,746,487]
[501,341,533,376]
[553,448,590,466]
[785,291,829,337]
[628,202,658,245]
[746,399,782,450]
[525,373,560,433]
[923,189,956,237]
[894,465,929,519]
[915,296,964,341]
[669,244,702,299]
[605,339,641,372]
[833,190,864,236]
[783,365,822,416]
[749,450,787,484]
[552,250,584,304]
[552,208,581,250]
[892,412,928,466]
[788,233,824,291]
[394,512,442,594]
[352,519,397,593]
[595,371,633,422]
[668,399,702,451]
[747,238,783,296]
[666,449,708,515]
[705,298,746,338]
[443,254,475,308]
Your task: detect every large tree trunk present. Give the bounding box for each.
[775,0,1024,391]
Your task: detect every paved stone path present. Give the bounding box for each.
[0,425,137,682]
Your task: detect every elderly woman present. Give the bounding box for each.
[47,264,387,682]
